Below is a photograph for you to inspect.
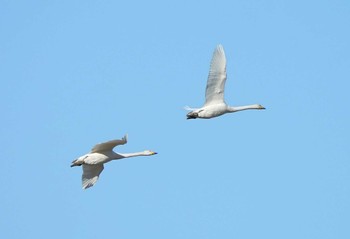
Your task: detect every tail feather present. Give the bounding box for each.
[70,155,88,167]
[71,159,82,167]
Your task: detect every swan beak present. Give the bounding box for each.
[152,151,158,155]
[260,105,266,110]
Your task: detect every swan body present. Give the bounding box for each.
[186,45,265,119]
[71,134,157,189]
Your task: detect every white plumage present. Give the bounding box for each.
[186,45,265,119]
[71,135,157,189]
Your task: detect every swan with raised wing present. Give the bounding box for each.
[186,45,265,119]
[71,134,157,189]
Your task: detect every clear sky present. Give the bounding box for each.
[1,0,349,238]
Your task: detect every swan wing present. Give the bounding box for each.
[90,134,127,153]
[204,45,227,106]
[82,164,104,189]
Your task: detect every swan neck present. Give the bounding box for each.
[228,104,261,112]
[118,152,146,158]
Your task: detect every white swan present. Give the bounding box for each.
[186,45,265,119]
[71,134,157,189]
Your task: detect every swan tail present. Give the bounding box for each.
[70,159,82,167]
[70,155,88,167]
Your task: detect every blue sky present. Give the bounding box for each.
[1,0,349,238]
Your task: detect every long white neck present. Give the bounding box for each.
[118,151,148,158]
[227,104,263,113]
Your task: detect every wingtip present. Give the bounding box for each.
[216,44,224,51]
[212,44,226,61]
[82,184,92,190]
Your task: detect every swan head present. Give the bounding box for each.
[257,104,266,110]
[144,150,158,156]
[186,111,198,119]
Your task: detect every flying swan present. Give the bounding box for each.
[71,135,157,189]
[186,45,265,119]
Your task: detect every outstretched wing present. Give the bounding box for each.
[82,164,104,189]
[90,134,127,153]
[204,45,227,106]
